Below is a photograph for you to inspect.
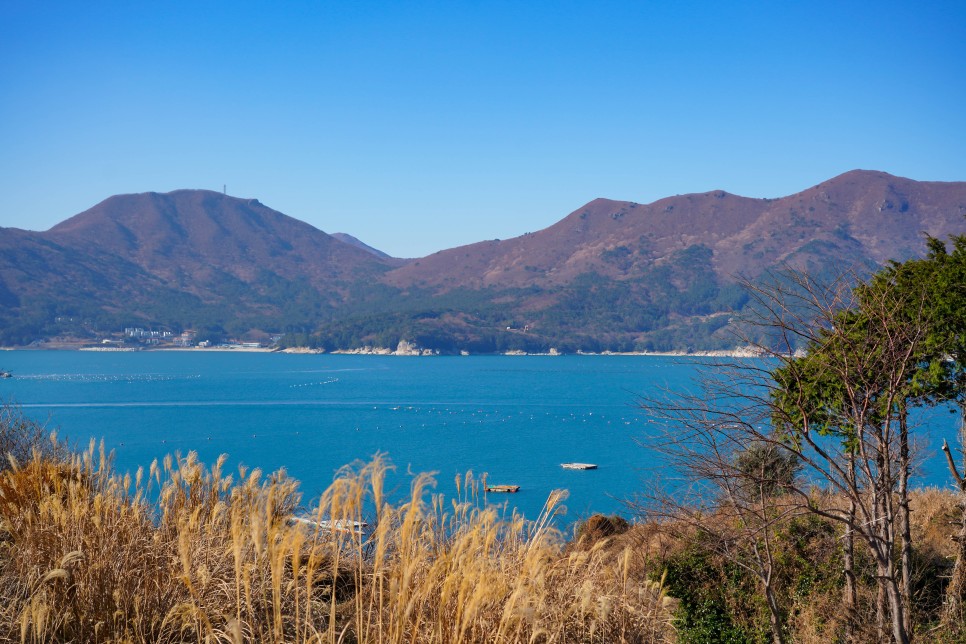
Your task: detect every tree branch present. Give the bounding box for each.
[942,438,966,491]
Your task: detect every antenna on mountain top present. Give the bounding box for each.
[223,184,226,195]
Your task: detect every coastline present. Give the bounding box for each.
[2,344,764,358]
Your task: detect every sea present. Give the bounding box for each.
[0,351,959,528]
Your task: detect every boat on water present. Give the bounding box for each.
[485,484,520,493]
[561,462,597,470]
[0,370,11,379]
[288,516,370,537]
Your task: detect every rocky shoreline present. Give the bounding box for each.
[4,339,766,358]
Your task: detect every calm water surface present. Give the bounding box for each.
[0,351,958,525]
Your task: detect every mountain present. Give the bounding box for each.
[331,233,392,259]
[386,170,964,290]
[46,190,392,287]
[0,190,395,344]
[355,170,965,352]
[1,171,965,351]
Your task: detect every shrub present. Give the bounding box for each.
[0,404,66,473]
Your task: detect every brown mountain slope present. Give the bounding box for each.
[0,228,158,310]
[331,233,408,265]
[0,190,396,344]
[46,190,392,293]
[384,170,966,291]
[2,172,965,351]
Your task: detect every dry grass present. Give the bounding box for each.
[0,437,676,643]
[909,486,960,561]
[607,487,966,642]
[2,402,963,643]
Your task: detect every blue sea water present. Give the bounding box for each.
[0,351,960,527]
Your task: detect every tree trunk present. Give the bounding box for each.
[844,456,858,640]
[763,583,788,644]
[750,535,786,644]
[886,568,911,644]
[877,574,888,642]
[941,403,966,630]
[876,444,891,643]
[875,554,911,644]
[898,406,913,636]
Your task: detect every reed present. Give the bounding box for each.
[0,423,675,643]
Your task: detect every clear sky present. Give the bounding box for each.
[2,1,964,258]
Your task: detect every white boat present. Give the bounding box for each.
[561,462,597,470]
[288,516,370,537]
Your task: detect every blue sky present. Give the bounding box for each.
[2,1,964,257]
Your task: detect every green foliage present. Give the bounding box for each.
[194,325,228,345]
[772,514,844,603]
[864,234,966,406]
[734,441,801,499]
[772,232,966,445]
[661,543,753,643]
[600,244,633,264]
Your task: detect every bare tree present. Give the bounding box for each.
[638,396,802,644]
[641,267,933,643]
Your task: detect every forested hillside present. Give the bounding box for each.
[1,171,964,351]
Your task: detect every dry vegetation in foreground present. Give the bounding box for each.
[4,405,965,643]
[0,407,676,643]
[606,489,965,643]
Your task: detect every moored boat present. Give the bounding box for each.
[485,484,520,493]
[288,516,370,537]
[561,462,597,470]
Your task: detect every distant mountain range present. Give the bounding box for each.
[1,170,964,352]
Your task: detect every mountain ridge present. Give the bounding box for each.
[1,170,964,351]
[383,170,966,293]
